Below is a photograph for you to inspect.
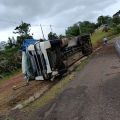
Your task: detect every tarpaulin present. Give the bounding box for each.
[21,39,38,52]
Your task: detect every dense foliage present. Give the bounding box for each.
[66,21,97,37]
[66,10,120,37]
[97,16,112,26]
[14,22,33,47]
[0,47,21,78]
[48,32,58,40]
[0,22,32,78]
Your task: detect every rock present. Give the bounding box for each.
[12,104,23,110]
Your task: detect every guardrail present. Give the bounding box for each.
[115,40,120,56]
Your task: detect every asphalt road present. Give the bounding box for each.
[2,39,120,120]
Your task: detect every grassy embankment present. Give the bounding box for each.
[91,29,120,45]
[91,29,112,45]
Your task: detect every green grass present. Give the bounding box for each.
[91,29,113,45]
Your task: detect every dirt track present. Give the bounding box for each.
[0,73,54,114]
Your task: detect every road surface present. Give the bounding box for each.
[2,38,120,120]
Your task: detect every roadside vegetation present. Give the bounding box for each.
[0,47,21,79]
[0,10,120,80]
[0,22,32,79]
[91,29,113,45]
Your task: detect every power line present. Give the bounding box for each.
[0,19,68,29]
[32,24,68,29]
[0,19,68,38]
[50,25,53,32]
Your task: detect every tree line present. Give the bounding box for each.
[6,10,120,47]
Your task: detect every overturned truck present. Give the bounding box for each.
[22,34,92,81]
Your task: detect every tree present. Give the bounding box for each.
[79,21,96,34]
[112,16,120,25]
[8,37,13,48]
[66,21,96,37]
[66,24,79,37]
[14,22,31,36]
[113,10,120,17]
[59,34,65,39]
[13,22,33,46]
[97,16,112,26]
[97,16,105,26]
[48,32,58,40]
[6,37,16,49]
[112,10,120,34]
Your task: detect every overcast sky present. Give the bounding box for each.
[0,0,120,42]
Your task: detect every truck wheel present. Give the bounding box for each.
[82,43,92,56]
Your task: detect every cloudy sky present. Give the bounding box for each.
[0,0,120,42]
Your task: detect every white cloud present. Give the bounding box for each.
[0,0,119,41]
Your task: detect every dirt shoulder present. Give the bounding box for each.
[0,72,54,115]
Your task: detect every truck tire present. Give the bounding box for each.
[82,43,92,56]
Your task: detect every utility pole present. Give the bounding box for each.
[78,22,81,35]
[50,25,53,33]
[50,25,54,40]
[40,24,45,40]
